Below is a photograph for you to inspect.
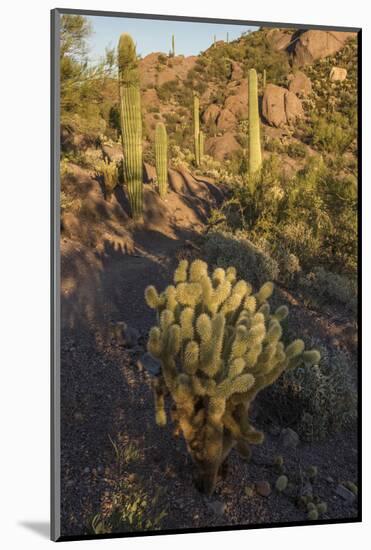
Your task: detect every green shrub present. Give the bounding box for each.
[299,267,357,314]
[286,142,307,159]
[203,229,279,286]
[156,79,179,102]
[309,112,355,154]
[91,481,167,534]
[259,345,357,441]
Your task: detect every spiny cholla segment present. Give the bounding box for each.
[145,259,320,494]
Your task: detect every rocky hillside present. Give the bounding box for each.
[95,28,357,170]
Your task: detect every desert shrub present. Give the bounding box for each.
[265,137,284,153]
[156,79,179,102]
[208,153,357,316]
[169,145,194,171]
[260,345,357,441]
[158,53,167,64]
[203,229,279,286]
[91,481,167,534]
[286,142,307,159]
[309,112,355,154]
[147,105,160,113]
[60,190,82,214]
[298,267,357,314]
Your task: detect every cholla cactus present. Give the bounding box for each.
[145,259,320,495]
[95,158,118,198]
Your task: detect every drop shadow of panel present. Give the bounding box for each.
[18,521,49,539]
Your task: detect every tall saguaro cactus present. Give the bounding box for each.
[199,130,204,164]
[172,34,175,57]
[155,122,168,199]
[118,33,143,219]
[193,93,200,167]
[248,68,262,179]
[145,259,320,495]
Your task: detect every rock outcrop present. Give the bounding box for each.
[206,132,241,161]
[262,84,304,127]
[202,103,221,125]
[293,30,356,66]
[288,71,312,97]
[265,28,294,52]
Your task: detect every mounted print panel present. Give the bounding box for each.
[51,8,361,542]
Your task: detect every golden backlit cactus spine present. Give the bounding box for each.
[248,68,262,179]
[155,122,168,199]
[118,33,143,219]
[193,93,200,167]
[145,259,320,495]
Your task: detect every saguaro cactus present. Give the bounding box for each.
[155,122,168,199]
[193,93,200,167]
[199,130,205,163]
[118,33,143,219]
[248,68,262,179]
[145,259,320,495]
[172,34,175,57]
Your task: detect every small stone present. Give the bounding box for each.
[244,485,254,497]
[301,481,313,498]
[83,467,90,474]
[269,424,281,436]
[125,326,140,348]
[280,428,300,449]
[336,484,356,503]
[256,481,271,497]
[307,465,318,479]
[137,353,161,376]
[208,500,226,516]
[326,476,334,483]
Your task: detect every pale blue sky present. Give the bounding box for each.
[85,15,258,62]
